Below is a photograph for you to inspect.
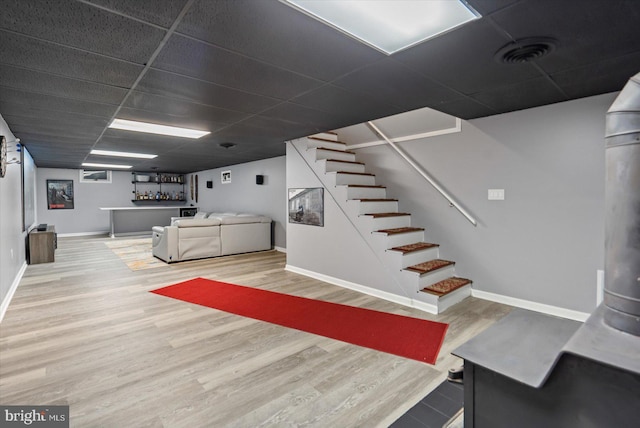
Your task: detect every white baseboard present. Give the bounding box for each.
[472,289,590,322]
[57,231,110,238]
[0,261,27,324]
[284,265,591,321]
[284,264,437,314]
[274,246,286,253]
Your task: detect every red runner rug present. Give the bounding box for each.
[151,278,448,364]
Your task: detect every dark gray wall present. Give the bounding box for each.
[347,93,613,314]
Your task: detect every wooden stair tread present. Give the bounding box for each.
[421,277,472,296]
[364,212,410,218]
[309,136,344,144]
[354,198,398,202]
[375,227,424,235]
[324,159,365,165]
[389,242,439,254]
[406,259,454,274]
[344,184,386,189]
[332,171,374,176]
[315,147,355,154]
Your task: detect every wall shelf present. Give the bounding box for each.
[132,172,186,202]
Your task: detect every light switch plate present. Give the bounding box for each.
[488,189,505,200]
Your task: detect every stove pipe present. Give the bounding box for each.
[604,71,640,336]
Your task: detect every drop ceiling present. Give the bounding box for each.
[1,0,639,173]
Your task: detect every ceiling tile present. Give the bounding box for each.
[393,19,540,95]
[123,91,249,124]
[137,69,281,113]
[0,0,166,63]
[291,85,400,127]
[258,102,349,132]
[0,64,129,105]
[469,77,568,115]
[177,0,384,82]
[83,0,190,28]
[5,113,108,139]
[432,97,498,120]
[551,51,640,99]
[332,58,464,111]
[0,87,118,118]
[152,34,324,100]
[0,31,144,87]
[490,0,640,74]
[466,0,521,16]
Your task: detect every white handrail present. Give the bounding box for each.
[367,121,477,227]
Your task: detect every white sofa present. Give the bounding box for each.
[152,213,272,263]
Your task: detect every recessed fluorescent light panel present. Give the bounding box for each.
[82,162,132,169]
[90,149,157,159]
[108,119,210,139]
[282,0,480,55]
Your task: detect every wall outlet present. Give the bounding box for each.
[488,189,505,200]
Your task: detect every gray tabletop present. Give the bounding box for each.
[452,308,582,388]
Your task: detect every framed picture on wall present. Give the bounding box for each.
[79,169,112,183]
[288,187,324,226]
[47,179,74,209]
[221,170,231,184]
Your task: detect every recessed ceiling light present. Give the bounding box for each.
[281,0,480,55]
[90,149,157,159]
[108,119,210,139]
[82,162,132,169]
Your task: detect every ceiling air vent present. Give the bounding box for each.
[495,37,557,64]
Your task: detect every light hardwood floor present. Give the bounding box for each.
[0,236,512,427]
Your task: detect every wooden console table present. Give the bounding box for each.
[28,225,56,264]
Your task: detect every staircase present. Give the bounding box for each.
[295,132,472,313]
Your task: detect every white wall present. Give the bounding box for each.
[349,93,612,314]
[285,144,403,297]
[186,156,287,249]
[0,115,27,317]
[36,169,135,235]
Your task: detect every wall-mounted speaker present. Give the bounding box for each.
[206,180,213,188]
[256,175,264,185]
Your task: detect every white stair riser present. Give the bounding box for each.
[312,148,356,162]
[333,173,376,186]
[415,266,457,288]
[345,186,387,199]
[357,200,398,214]
[322,160,366,173]
[362,215,411,230]
[436,286,472,312]
[386,246,440,269]
[372,230,425,248]
[413,289,440,306]
[310,133,338,142]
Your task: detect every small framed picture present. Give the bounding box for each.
[47,179,74,209]
[221,170,231,184]
[288,187,324,227]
